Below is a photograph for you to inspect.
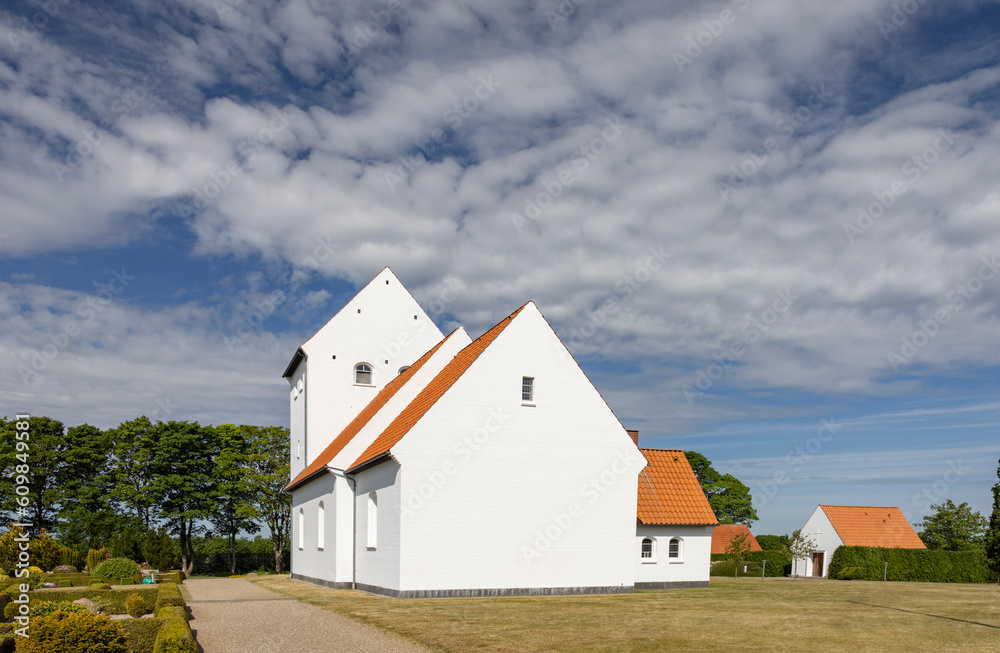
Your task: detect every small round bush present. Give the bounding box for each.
[26,566,42,575]
[18,609,129,653]
[124,593,147,618]
[92,558,140,581]
[4,601,21,621]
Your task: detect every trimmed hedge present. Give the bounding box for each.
[154,583,185,615]
[827,546,992,583]
[18,609,130,653]
[710,560,763,577]
[26,587,158,615]
[153,606,198,653]
[710,550,791,577]
[836,566,867,580]
[121,617,164,653]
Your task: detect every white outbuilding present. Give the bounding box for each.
[283,268,715,597]
[795,505,926,577]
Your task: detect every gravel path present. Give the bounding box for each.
[186,578,433,653]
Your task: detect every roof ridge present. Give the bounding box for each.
[347,303,529,472]
[283,328,459,492]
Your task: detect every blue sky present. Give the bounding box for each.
[2,0,999,536]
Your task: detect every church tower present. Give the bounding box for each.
[282,268,445,480]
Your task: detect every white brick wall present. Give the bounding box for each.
[635,525,714,585]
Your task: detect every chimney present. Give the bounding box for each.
[626,429,639,447]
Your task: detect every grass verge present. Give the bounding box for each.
[247,575,1000,653]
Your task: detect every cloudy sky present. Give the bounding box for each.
[2,0,999,535]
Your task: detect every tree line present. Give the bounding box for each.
[0,416,291,576]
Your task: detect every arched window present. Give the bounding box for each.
[297,508,304,550]
[641,537,654,559]
[367,491,378,549]
[669,537,681,559]
[398,366,410,375]
[317,501,325,550]
[355,363,373,385]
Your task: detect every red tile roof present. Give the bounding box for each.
[710,524,762,554]
[347,303,528,472]
[637,449,718,526]
[821,505,926,548]
[283,330,457,492]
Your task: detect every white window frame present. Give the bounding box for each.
[317,501,325,550]
[355,363,374,386]
[297,508,304,551]
[641,537,656,563]
[367,491,378,549]
[668,537,683,563]
[522,376,535,405]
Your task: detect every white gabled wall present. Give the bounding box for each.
[289,473,338,584]
[392,303,647,593]
[288,268,444,478]
[635,525,714,586]
[354,460,403,593]
[289,364,307,480]
[797,506,842,577]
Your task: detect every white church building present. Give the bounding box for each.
[283,268,717,597]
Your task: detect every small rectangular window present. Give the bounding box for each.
[522,376,534,402]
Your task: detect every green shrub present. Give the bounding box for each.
[3,601,19,621]
[18,609,129,653]
[836,566,868,580]
[126,592,148,618]
[827,546,992,583]
[711,550,791,577]
[121,617,163,653]
[29,599,90,618]
[87,548,108,574]
[153,606,197,653]
[154,583,185,615]
[93,558,141,581]
[90,582,112,590]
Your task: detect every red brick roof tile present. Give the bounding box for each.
[821,505,926,548]
[711,524,762,554]
[637,449,718,526]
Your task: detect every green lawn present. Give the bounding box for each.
[248,575,1000,652]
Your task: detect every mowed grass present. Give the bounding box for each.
[248,575,1000,652]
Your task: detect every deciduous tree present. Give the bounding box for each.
[241,426,291,574]
[986,458,1000,584]
[789,529,817,578]
[684,452,758,525]
[918,499,988,551]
